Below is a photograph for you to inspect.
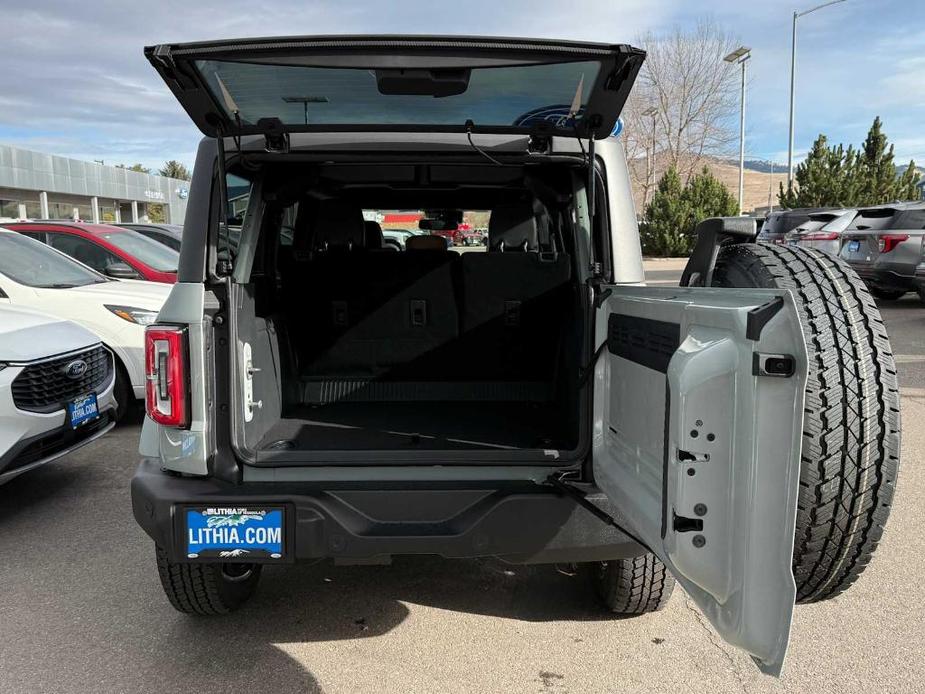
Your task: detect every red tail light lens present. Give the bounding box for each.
[145,326,189,428]
[804,232,839,241]
[879,234,909,254]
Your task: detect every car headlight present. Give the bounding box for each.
[105,304,159,325]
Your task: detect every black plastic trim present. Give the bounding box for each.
[607,314,681,374]
[745,296,784,341]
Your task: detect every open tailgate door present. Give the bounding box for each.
[593,286,808,675]
[145,35,644,139]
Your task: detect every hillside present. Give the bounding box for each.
[628,155,789,216]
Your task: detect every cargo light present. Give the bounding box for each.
[879,234,909,254]
[145,326,189,427]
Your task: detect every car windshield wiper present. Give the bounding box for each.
[34,282,78,288]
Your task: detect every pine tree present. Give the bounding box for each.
[778,117,921,208]
[640,167,692,256]
[858,116,898,205]
[895,160,922,201]
[640,166,738,256]
[159,160,191,181]
[684,166,738,223]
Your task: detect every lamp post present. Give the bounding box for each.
[641,106,659,209]
[724,46,751,216]
[282,95,330,125]
[787,0,847,188]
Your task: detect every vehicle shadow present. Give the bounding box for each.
[146,554,610,692]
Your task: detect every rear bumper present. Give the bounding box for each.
[851,262,919,292]
[131,458,643,565]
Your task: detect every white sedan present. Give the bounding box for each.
[0,305,116,485]
[0,229,170,420]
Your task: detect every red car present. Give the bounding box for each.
[5,222,179,283]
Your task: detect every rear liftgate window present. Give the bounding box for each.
[196,60,601,129]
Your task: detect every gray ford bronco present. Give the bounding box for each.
[133,36,900,676]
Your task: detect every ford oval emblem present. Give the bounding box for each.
[64,360,88,379]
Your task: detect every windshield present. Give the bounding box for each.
[99,230,179,272]
[0,231,107,288]
[198,59,599,130]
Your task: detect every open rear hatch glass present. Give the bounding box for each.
[145,35,644,139]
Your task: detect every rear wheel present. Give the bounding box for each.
[586,554,675,615]
[712,243,901,603]
[869,287,906,301]
[155,545,262,615]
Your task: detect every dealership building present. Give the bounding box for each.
[0,144,189,224]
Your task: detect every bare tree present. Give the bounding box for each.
[624,20,741,208]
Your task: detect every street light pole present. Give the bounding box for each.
[724,47,751,216]
[641,106,659,210]
[787,0,848,189]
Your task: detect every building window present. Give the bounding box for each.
[24,201,42,219]
[100,204,116,222]
[0,199,19,218]
[48,202,76,220]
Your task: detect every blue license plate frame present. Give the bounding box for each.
[184,506,287,561]
[68,393,99,429]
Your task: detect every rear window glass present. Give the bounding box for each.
[846,208,898,231]
[890,209,925,229]
[100,230,179,272]
[197,60,599,130]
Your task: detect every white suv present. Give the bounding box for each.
[0,305,115,485]
[0,229,170,419]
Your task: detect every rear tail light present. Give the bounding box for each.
[145,326,189,428]
[804,232,839,241]
[879,234,909,253]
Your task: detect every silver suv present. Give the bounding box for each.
[839,202,925,301]
[132,35,900,677]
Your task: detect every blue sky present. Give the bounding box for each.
[0,0,921,171]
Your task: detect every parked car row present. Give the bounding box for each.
[0,221,178,484]
[758,202,925,302]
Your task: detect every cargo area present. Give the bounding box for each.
[231,162,592,463]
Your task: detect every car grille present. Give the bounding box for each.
[11,345,113,413]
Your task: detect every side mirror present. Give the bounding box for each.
[105,262,140,280]
[680,217,757,287]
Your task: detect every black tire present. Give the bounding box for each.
[586,554,675,615]
[112,360,134,423]
[712,243,901,603]
[155,545,262,615]
[869,287,906,301]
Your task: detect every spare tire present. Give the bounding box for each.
[711,243,901,603]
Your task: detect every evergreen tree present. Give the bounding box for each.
[858,116,898,205]
[159,160,191,181]
[641,166,738,256]
[640,166,692,256]
[684,166,739,223]
[779,117,921,208]
[896,161,922,201]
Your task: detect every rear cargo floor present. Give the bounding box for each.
[257,402,570,452]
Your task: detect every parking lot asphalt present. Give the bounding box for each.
[1,260,923,694]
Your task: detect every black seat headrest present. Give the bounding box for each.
[364,220,384,250]
[489,202,538,252]
[313,199,365,250]
[406,234,448,251]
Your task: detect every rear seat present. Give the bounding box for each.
[295,204,459,393]
[458,202,571,382]
[288,199,570,403]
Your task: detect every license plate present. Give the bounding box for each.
[849,240,861,252]
[185,506,285,560]
[68,393,99,429]
[788,239,798,246]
